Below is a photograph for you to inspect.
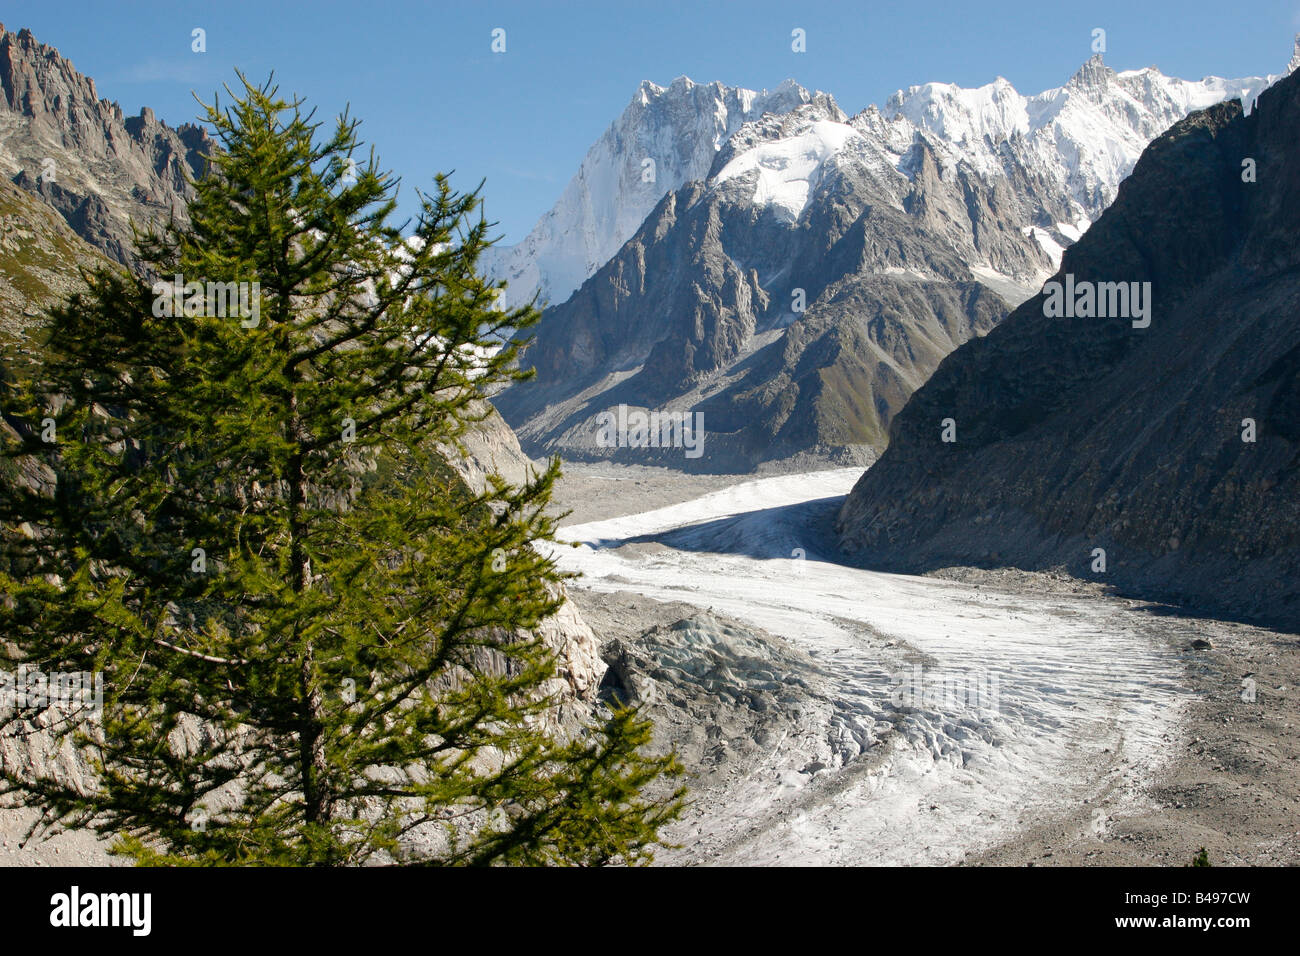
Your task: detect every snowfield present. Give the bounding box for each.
[713,120,862,220]
[549,470,1192,865]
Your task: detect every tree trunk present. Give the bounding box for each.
[288,393,330,828]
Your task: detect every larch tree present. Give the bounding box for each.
[0,73,684,866]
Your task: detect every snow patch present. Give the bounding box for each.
[714,121,862,220]
[1025,226,1066,268]
[1054,216,1091,243]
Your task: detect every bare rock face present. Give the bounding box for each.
[532,586,605,714]
[438,400,541,492]
[0,23,210,266]
[837,67,1300,629]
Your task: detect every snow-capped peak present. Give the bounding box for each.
[486,35,1300,309]
[886,43,1291,216]
[481,77,840,308]
[1066,53,1111,92]
[885,75,1029,149]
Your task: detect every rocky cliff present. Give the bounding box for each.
[0,22,209,266]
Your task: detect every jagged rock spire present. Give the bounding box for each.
[0,21,210,266]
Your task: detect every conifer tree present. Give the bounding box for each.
[0,74,683,865]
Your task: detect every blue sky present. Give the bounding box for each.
[4,1,1298,242]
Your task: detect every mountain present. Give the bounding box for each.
[482,77,841,308]
[491,47,1291,317]
[835,65,1300,629]
[887,51,1283,229]
[493,97,1034,472]
[494,43,1294,472]
[0,22,210,266]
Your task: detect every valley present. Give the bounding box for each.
[2,12,1297,876]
